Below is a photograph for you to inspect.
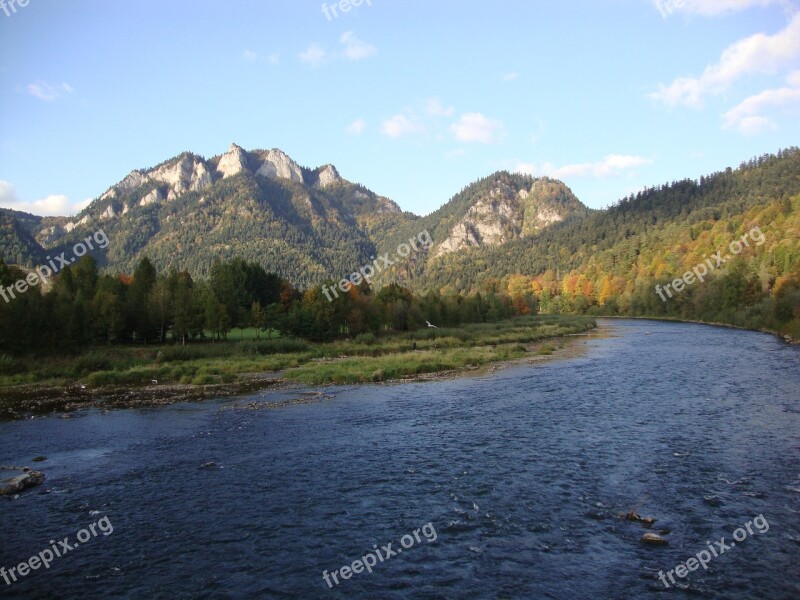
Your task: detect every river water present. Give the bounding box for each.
[1,319,798,599]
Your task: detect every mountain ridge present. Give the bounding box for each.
[4,146,796,310]
[0,144,585,287]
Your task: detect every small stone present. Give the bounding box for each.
[623,511,656,526]
[0,466,45,496]
[641,533,668,545]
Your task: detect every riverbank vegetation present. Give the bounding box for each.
[0,250,596,400]
[0,316,594,418]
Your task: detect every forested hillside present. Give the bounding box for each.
[420,149,800,338]
[0,146,416,289]
[1,146,798,341]
[0,209,45,267]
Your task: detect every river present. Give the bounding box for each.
[1,319,798,599]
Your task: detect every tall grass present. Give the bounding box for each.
[1,316,595,389]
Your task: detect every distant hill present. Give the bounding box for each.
[368,171,589,288]
[0,208,46,267]
[0,144,583,288]
[418,148,800,295]
[7,144,416,287]
[2,145,798,316]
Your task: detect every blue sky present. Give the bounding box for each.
[1,0,798,217]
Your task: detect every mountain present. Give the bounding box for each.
[2,145,799,340]
[3,144,798,330]
[429,173,588,257]
[0,144,583,288]
[417,148,800,295]
[363,171,589,288]
[9,144,417,288]
[0,208,47,267]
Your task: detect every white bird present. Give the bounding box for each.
[426,321,438,328]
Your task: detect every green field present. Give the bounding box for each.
[0,315,595,390]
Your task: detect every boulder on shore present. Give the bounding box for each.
[0,466,45,496]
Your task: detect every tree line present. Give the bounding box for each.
[0,256,533,354]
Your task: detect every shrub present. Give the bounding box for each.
[73,351,113,375]
[354,332,376,345]
[238,339,310,355]
[86,370,125,386]
[0,354,22,375]
[537,344,555,356]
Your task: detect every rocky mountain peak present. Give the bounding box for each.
[216,143,249,179]
[254,149,304,183]
[317,164,341,188]
[433,174,585,258]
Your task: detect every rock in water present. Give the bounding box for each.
[0,466,45,496]
[640,533,668,545]
[623,511,657,526]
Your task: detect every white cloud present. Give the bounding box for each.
[450,112,503,144]
[340,31,376,60]
[27,81,74,102]
[516,155,653,179]
[27,195,72,215]
[299,32,376,67]
[0,180,81,216]
[380,114,426,138]
[425,97,455,117]
[0,180,15,205]
[650,12,800,107]
[503,72,519,81]
[722,75,800,134]
[653,0,784,18]
[299,43,327,67]
[243,50,279,64]
[346,118,367,135]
